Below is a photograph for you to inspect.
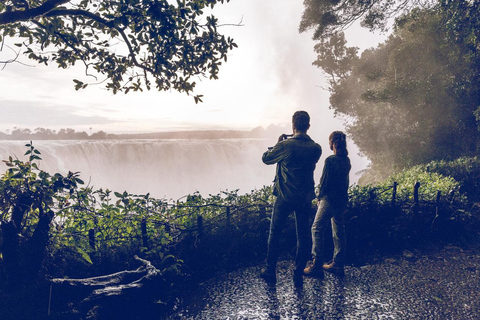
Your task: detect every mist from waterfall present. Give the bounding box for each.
[0,137,367,200]
[0,139,278,200]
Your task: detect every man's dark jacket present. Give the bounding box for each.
[262,133,322,202]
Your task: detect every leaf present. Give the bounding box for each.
[160,254,177,268]
[73,79,87,91]
[76,247,93,264]
[194,94,203,104]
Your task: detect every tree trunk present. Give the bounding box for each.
[1,209,54,288]
[1,221,21,288]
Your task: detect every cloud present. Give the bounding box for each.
[0,99,113,129]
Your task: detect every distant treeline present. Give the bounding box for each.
[0,125,287,140]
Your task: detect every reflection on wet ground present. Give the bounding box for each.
[168,245,480,319]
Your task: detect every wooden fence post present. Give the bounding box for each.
[449,190,455,205]
[88,228,95,251]
[259,206,266,219]
[197,215,203,237]
[391,182,398,207]
[141,218,149,249]
[226,206,231,227]
[413,182,420,206]
[435,190,441,217]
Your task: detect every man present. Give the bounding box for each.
[260,111,322,282]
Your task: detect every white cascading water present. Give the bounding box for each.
[0,139,277,200]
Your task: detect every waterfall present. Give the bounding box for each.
[0,139,276,200]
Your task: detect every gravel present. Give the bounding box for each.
[167,245,480,319]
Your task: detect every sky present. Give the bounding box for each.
[0,1,386,133]
[0,0,387,179]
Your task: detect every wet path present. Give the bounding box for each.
[168,245,480,319]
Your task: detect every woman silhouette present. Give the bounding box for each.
[304,131,351,277]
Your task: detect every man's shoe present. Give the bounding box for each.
[260,268,276,283]
[293,268,304,282]
[303,260,324,278]
[322,260,345,276]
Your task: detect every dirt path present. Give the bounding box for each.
[167,245,480,319]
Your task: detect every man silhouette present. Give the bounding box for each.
[260,111,322,282]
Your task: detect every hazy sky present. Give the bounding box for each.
[0,0,385,135]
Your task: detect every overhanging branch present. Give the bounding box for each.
[44,9,114,28]
[0,0,69,25]
[42,9,153,75]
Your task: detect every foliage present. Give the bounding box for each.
[299,0,436,41]
[0,0,237,99]
[2,144,480,318]
[0,142,83,286]
[344,159,479,262]
[417,156,480,202]
[0,127,112,140]
[315,2,480,176]
[349,166,462,207]
[0,143,275,280]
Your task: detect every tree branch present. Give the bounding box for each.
[44,8,115,28]
[0,43,35,69]
[0,0,69,25]
[43,9,153,75]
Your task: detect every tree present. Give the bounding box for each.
[0,0,237,100]
[318,2,480,179]
[0,143,82,287]
[299,0,436,41]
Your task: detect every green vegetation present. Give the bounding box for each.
[300,0,436,42]
[303,0,480,179]
[0,144,479,318]
[0,144,274,317]
[417,157,480,202]
[297,0,480,261]
[0,0,236,99]
[345,157,480,262]
[0,125,286,140]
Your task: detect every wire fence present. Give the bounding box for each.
[53,200,273,252]
[53,180,465,253]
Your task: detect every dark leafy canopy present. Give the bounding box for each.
[300,0,436,40]
[318,1,480,179]
[0,0,237,99]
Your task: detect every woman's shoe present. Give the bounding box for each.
[322,260,345,276]
[260,267,276,283]
[303,260,324,278]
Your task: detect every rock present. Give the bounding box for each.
[403,250,414,259]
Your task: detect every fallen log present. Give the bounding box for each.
[49,256,166,319]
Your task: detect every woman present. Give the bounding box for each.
[304,131,351,277]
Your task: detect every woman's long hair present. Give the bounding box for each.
[329,131,348,156]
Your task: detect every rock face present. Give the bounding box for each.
[50,256,165,319]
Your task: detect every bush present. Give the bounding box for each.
[344,159,479,262]
[418,157,480,202]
